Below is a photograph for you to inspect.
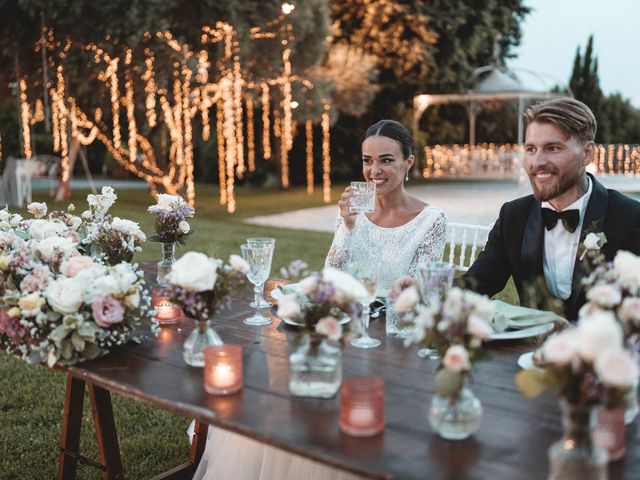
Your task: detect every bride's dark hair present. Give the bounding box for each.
[363,119,413,159]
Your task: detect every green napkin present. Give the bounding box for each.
[491,300,567,332]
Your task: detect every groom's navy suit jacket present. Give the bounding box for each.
[462,174,640,320]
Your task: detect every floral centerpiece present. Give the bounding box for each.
[275,267,368,398]
[392,278,494,439]
[0,202,152,366]
[166,251,248,367]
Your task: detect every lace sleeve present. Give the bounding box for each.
[407,210,448,278]
[324,214,354,270]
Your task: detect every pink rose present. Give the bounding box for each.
[62,255,96,277]
[619,298,640,325]
[595,348,639,389]
[586,284,622,308]
[19,266,51,293]
[315,316,343,341]
[442,345,470,373]
[393,285,420,313]
[542,329,580,366]
[92,295,125,328]
[389,275,418,300]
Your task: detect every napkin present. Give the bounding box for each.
[491,300,567,333]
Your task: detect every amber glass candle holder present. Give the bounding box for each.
[151,287,182,325]
[203,345,243,395]
[339,377,384,437]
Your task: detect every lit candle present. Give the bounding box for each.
[204,345,243,395]
[348,405,376,428]
[212,363,236,389]
[152,288,181,325]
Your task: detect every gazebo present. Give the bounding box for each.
[413,63,567,146]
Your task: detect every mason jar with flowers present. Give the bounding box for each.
[276,267,368,398]
[166,251,248,367]
[392,279,494,440]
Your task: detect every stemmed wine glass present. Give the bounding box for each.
[241,237,275,326]
[349,263,382,349]
[417,262,455,359]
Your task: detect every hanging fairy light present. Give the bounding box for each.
[142,50,157,127]
[321,102,331,203]
[216,99,227,205]
[19,79,33,158]
[305,119,314,193]
[246,96,256,172]
[261,83,271,159]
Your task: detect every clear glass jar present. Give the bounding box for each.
[624,372,639,425]
[157,242,176,285]
[428,385,483,440]
[183,320,223,367]
[548,400,608,480]
[289,335,342,398]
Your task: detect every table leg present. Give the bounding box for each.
[150,420,209,480]
[58,375,86,480]
[88,384,124,480]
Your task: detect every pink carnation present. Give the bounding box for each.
[0,309,27,342]
[92,295,125,328]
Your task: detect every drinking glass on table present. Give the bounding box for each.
[349,263,382,349]
[348,182,376,214]
[416,262,455,358]
[241,237,275,326]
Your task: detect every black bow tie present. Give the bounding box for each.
[541,208,580,233]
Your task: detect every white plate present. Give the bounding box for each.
[281,315,351,327]
[517,351,535,370]
[489,322,555,341]
[271,283,301,301]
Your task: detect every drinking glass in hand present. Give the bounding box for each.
[348,182,376,214]
[241,237,275,326]
[349,263,382,349]
[416,262,455,358]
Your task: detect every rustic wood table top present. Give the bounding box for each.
[61,279,639,480]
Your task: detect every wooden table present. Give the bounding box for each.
[56,280,639,480]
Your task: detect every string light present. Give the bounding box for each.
[19,79,33,158]
[246,96,256,172]
[216,100,227,205]
[305,119,314,193]
[322,102,331,203]
[261,83,271,159]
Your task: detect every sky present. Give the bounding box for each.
[508,0,640,107]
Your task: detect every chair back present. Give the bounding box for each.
[446,222,492,271]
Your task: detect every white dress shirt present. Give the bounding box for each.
[542,177,593,300]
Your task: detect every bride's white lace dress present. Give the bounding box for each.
[325,205,447,290]
[192,205,446,480]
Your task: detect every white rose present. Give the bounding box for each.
[167,252,217,292]
[578,301,604,319]
[27,202,47,218]
[465,291,494,322]
[322,267,369,304]
[594,348,639,389]
[619,297,640,325]
[315,316,343,341]
[157,194,183,206]
[229,254,250,274]
[276,293,302,319]
[46,277,84,314]
[33,236,76,261]
[178,220,190,234]
[124,291,141,309]
[467,313,493,340]
[110,263,139,291]
[28,219,65,240]
[393,286,420,313]
[542,329,580,366]
[583,232,601,250]
[0,209,8,221]
[9,213,22,227]
[578,311,623,362]
[90,274,120,299]
[586,284,622,308]
[442,345,470,373]
[613,251,640,291]
[111,217,146,242]
[443,287,464,318]
[299,275,319,294]
[19,292,45,316]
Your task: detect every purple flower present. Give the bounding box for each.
[0,309,26,342]
[92,295,125,328]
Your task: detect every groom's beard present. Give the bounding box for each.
[528,163,584,203]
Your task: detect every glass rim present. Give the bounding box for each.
[203,344,242,357]
[341,376,384,392]
[417,261,454,270]
[247,237,276,244]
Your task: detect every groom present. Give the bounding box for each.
[463,97,640,320]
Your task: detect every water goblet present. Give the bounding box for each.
[349,263,382,349]
[416,262,455,359]
[246,237,276,309]
[241,238,275,326]
[348,182,376,214]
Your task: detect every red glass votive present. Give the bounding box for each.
[151,288,182,325]
[203,345,243,395]
[339,377,384,437]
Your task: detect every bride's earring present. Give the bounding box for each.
[405,171,409,182]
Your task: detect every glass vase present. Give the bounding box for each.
[548,400,608,480]
[593,407,625,462]
[624,373,639,425]
[289,335,341,398]
[428,385,483,440]
[157,242,176,285]
[183,320,223,367]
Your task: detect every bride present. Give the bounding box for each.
[193,120,446,480]
[325,119,447,290]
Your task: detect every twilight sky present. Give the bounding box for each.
[508,0,640,107]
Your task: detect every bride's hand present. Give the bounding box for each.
[338,187,359,231]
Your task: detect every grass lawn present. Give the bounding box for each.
[0,183,517,479]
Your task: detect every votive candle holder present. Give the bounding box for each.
[339,377,384,437]
[204,345,243,395]
[151,287,182,325]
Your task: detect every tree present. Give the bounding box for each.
[569,34,603,138]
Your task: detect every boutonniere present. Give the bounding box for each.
[580,232,607,261]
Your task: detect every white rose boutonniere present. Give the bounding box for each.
[580,232,607,260]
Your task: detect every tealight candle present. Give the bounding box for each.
[151,288,182,325]
[340,377,384,437]
[204,345,243,395]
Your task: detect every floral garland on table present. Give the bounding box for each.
[275,268,368,343]
[148,194,194,244]
[391,278,494,398]
[0,200,152,366]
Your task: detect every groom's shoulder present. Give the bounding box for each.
[606,188,640,218]
[500,194,536,217]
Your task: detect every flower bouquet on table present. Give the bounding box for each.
[392,277,494,440]
[276,267,368,398]
[516,311,638,474]
[147,194,195,284]
[166,251,248,367]
[0,203,152,366]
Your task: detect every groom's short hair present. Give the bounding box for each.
[523,97,597,143]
